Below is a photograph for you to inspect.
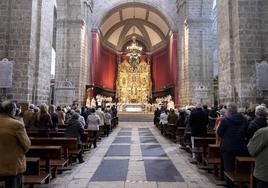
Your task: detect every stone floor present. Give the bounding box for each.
[36,122,223,188]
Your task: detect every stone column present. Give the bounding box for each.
[217,0,268,106]
[177,0,214,107]
[55,0,92,106]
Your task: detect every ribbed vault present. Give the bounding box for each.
[99,3,171,52]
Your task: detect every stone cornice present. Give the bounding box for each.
[184,17,212,27]
[57,19,85,26]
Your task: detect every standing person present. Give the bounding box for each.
[247,105,268,140]
[96,107,105,137]
[214,108,227,144]
[217,103,249,188]
[104,109,112,136]
[64,113,85,163]
[86,108,101,148]
[0,100,31,188]
[81,107,89,125]
[14,104,24,123]
[75,108,86,128]
[167,109,178,125]
[189,104,209,163]
[29,106,40,131]
[208,107,218,133]
[56,106,65,126]
[96,107,105,127]
[154,108,160,125]
[37,103,53,137]
[111,105,117,118]
[23,104,34,129]
[49,105,58,131]
[159,109,169,135]
[247,125,268,188]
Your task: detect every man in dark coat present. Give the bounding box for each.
[189,104,209,162]
[247,105,267,140]
[217,103,249,188]
[190,104,208,137]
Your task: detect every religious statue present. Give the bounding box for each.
[128,52,140,72]
[126,36,142,72]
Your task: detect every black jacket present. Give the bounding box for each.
[247,117,267,140]
[217,113,248,152]
[189,108,208,136]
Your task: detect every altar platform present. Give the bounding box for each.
[118,113,153,122]
[121,103,145,112]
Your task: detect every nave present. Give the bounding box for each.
[35,122,219,188]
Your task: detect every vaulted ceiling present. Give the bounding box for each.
[99,3,171,52]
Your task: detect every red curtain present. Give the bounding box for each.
[91,32,117,90]
[152,49,170,90]
[152,33,178,104]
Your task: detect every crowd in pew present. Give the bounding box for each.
[154,103,268,188]
[0,100,118,188]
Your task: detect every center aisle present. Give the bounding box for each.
[51,122,217,188]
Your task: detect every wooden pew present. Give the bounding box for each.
[24,157,50,187]
[30,137,80,157]
[30,137,80,167]
[224,156,255,187]
[203,144,223,178]
[57,124,68,129]
[25,146,62,186]
[192,137,216,164]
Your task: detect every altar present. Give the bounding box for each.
[123,103,144,112]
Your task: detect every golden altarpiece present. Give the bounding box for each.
[116,59,152,104]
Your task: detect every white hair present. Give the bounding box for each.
[255,105,268,117]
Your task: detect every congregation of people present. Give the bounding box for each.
[0,100,118,188]
[154,103,268,188]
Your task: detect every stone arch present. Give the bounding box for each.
[92,0,178,32]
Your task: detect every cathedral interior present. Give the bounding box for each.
[0,0,268,187]
[0,0,267,109]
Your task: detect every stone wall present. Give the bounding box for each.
[0,0,55,104]
[177,0,214,107]
[0,0,33,102]
[217,0,268,106]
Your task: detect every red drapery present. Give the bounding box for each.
[152,33,178,104]
[91,32,117,90]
